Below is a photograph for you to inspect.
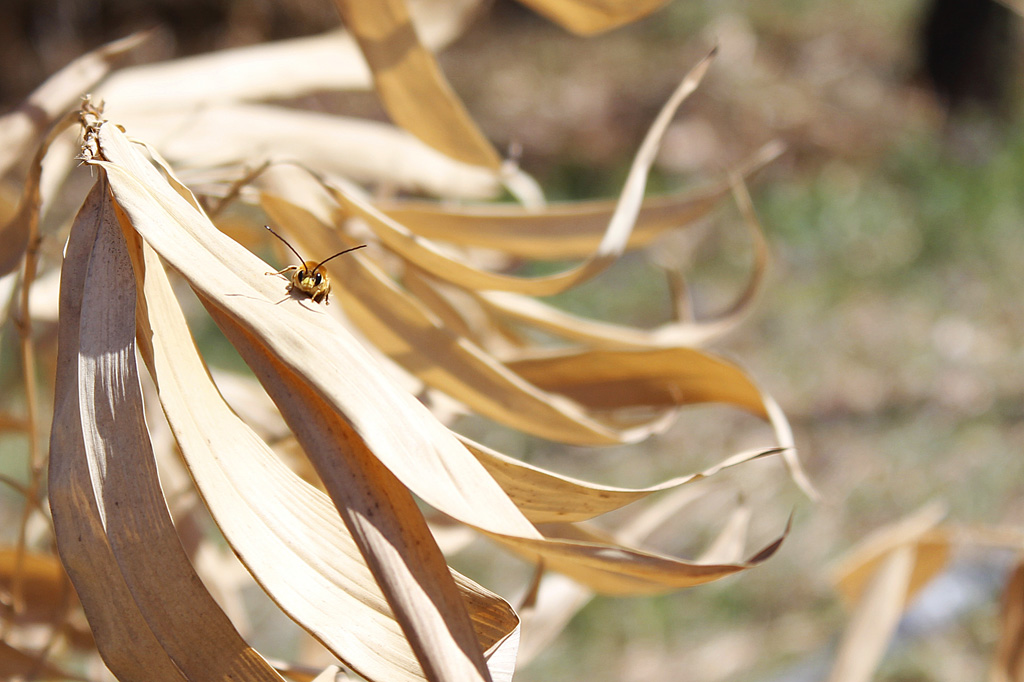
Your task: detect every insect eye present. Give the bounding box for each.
[313,272,322,285]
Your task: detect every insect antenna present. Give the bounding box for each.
[311,244,367,275]
[264,225,307,265]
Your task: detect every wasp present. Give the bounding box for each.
[265,225,366,304]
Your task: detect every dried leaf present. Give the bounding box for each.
[93,119,535,681]
[505,346,770,416]
[827,546,916,682]
[98,0,480,113]
[333,0,501,168]
[0,109,79,277]
[0,32,147,180]
[130,226,518,681]
[119,106,507,200]
[833,503,950,607]
[488,517,789,596]
[378,141,783,260]
[77,181,285,679]
[49,180,191,682]
[516,0,669,35]
[992,560,1024,682]
[465,437,778,524]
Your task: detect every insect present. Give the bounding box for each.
[265,225,366,304]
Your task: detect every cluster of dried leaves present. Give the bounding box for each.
[0,2,801,677]
[2,1,1017,681]
[829,504,1024,682]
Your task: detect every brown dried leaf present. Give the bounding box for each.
[94,120,536,681]
[0,32,147,180]
[472,168,773,350]
[98,0,481,113]
[488,517,789,596]
[832,503,950,607]
[378,141,783,260]
[465,437,778,524]
[120,106,507,200]
[179,304,498,682]
[827,504,952,682]
[77,180,286,680]
[0,109,79,277]
[992,560,1024,682]
[333,0,501,168]
[49,180,196,682]
[516,0,670,35]
[828,546,916,682]
[505,346,770,416]
[130,226,518,681]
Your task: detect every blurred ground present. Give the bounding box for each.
[3,1,1024,680]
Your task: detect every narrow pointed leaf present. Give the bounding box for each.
[333,0,501,168]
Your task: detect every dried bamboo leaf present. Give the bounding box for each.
[472,169,771,349]
[202,308,497,682]
[992,560,1024,682]
[0,110,79,277]
[333,0,501,168]
[505,347,770,416]
[98,0,480,113]
[93,120,538,539]
[464,437,777,524]
[832,503,950,607]
[119,105,506,200]
[317,51,715,296]
[464,169,772,350]
[827,547,916,682]
[0,32,147,180]
[516,484,726,663]
[515,0,669,35]
[93,119,537,680]
[72,178,285,680]
[488,516,789,596]
[48,180,190,682]
[378,142,782,259]
[130,228,518,681]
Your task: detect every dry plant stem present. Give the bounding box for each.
[205,159,271,219]
[0,474,31,499]
[7,232,43,631]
